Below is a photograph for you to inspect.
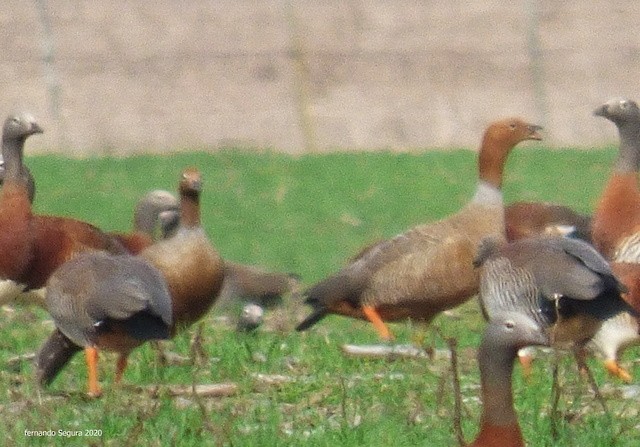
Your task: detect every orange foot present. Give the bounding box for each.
[362,305,394,342]
[604,359,633,383]
[518,352,534,379]
[85,346,103,398]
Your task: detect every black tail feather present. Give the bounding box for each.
[35,328,82,387]
[296,307,328,331]
[296,271,362,332]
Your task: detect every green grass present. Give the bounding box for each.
[2,147,639,446]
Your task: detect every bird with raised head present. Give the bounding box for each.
[592,98,640,260]
[589,97,640,380]
[296,118,542,340]
[0,112,126,299]
[139,168,224,333]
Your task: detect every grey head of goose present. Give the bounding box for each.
[594,98,640,174]
[470,311,548,447]
[1,112,42,182]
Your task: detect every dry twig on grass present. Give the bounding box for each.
[447,337,465,447]
[341,344,430,359]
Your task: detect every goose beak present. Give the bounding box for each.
[593,104,607,117]
[527,124,543,141]
[31,122,44,134]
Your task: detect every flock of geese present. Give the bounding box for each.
[1,98,640,446]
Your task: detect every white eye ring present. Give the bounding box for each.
[505,320,515,329]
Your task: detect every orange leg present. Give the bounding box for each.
[115,355,128,384]
[604,359,633,383]
[362,305,394,341]
[84,347,102,398]
[518,352,533,379]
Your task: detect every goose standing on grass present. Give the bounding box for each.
[474,235,636,379]
[592,98,640,260]
[37,168,225,386]
[589,98,640,380]
[0,112,42,304]
[138,167,224,333]
[296,118,542,340]
[469,312,549,447]
[45,252,172,397]
[0,112,125,297]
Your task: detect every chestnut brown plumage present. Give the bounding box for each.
[296,118,542,339]
[589,97,640,380]
[0,112,126,293]
[37,168,224,387]
[505,201,592,242]
[139,167,224,333]
[592,98,640,260]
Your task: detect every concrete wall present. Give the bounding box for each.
[2,1,640,155]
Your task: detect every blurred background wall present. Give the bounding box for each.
[2,1,639,155]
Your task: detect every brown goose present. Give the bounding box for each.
[296,118,542,339]
[0,111,127,295]
[469,312,548,447]
[139,167,224,333]
[45,252,172,397]
[474,235,637,378]
[592,98,640,260]
[154,194,300,310]
[0,112,42,305]
[589,98,640,380]
[36,168,224,387]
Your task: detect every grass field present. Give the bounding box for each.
[2,147,639,446]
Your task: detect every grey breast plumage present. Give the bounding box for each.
[475,235,631,344]
[46,251,173,347]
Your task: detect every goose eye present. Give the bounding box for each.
[509,123,517,130]
[505,320,515,329]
